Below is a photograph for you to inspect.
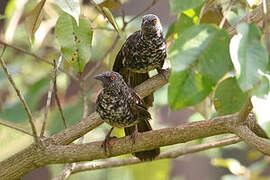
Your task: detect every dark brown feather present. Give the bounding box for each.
[124,120,160,161]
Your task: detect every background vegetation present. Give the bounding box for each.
[0,0,270,179]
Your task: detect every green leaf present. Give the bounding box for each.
[55,13,93,72]
[102,7,119,31]
[102,7,124,38]
[168,24,232,110]
[230,23,269,91]
[24,0,46,43]
[214,77,248,116]
[170,0,205,13]
[166,10,198,39]
[54,0,80,25]
[252,75,270,98]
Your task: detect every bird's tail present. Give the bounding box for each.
[124,120,160,161]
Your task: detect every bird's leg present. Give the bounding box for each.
[157,68,167,80]
[131,125,138,145]
[102,127,116,153]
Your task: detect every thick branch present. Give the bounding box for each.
[70,136,241,174]
[232,125,270,155]
[0,3,269,178]
[42,115,233,164]
[0,103,239,178]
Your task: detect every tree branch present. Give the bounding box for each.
[0,56,39,144]
[0,118,33,137]
[40,56,65,136]
[125,0,160,26]
[70,136,241,175]
[55,70,90,180]
[232,125,270,155]
[0,69,267,179]
[0,40,78,81]
[53,58,67,129]
[0,2,269,178]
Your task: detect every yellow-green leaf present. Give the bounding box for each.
[24,0,46,43]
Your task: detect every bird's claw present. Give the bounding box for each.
[131,131,138,145]
[102,136,117,153]
[157,68,167,80]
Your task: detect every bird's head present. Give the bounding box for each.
[141,14,163,37]
[94,71,124,89]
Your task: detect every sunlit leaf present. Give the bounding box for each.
[55,13,93,72]
[214,77,248,115]
[24,0,46,43]
[166,10,198,40]
[99,0,121,10]
[102,7,121,35]
[212,158,246,176]
[55,0,80,25]
[170,0,205,13]
[168,24,232,109]
[230,23,269,91]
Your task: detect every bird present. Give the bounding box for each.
[95,71,160,161]
[112,14,166,156]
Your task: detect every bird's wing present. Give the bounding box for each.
[129,90,151,121]
[112,31,141,73]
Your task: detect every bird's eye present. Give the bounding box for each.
[110,76,115,81]
[152,19,157,25]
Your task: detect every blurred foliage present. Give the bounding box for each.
[0,0,269,179]
[168,24,232,109]
[214,77,248,115]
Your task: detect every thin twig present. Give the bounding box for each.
[40,78,54,137]
[55,73,89,180]
[0,45,6,57]
[125,0,159,27]
[0,119,33,137]
[70,136,241,174]
[40,56,65,136]
[219,0,234,28]
[53,58,67,129]
[246,1,251,23]
[0,40,78,81]
[0,57,39,143]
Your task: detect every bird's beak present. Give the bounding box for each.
[94,74,104,81]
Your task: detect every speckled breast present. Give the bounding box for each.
[124,39,166,73]
[96,93,138,128]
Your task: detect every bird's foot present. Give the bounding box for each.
[101,127,115,153]
[157,68,168,80]
[131,125,138,145]
[102,136,117,153]
[131,131,138,145]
